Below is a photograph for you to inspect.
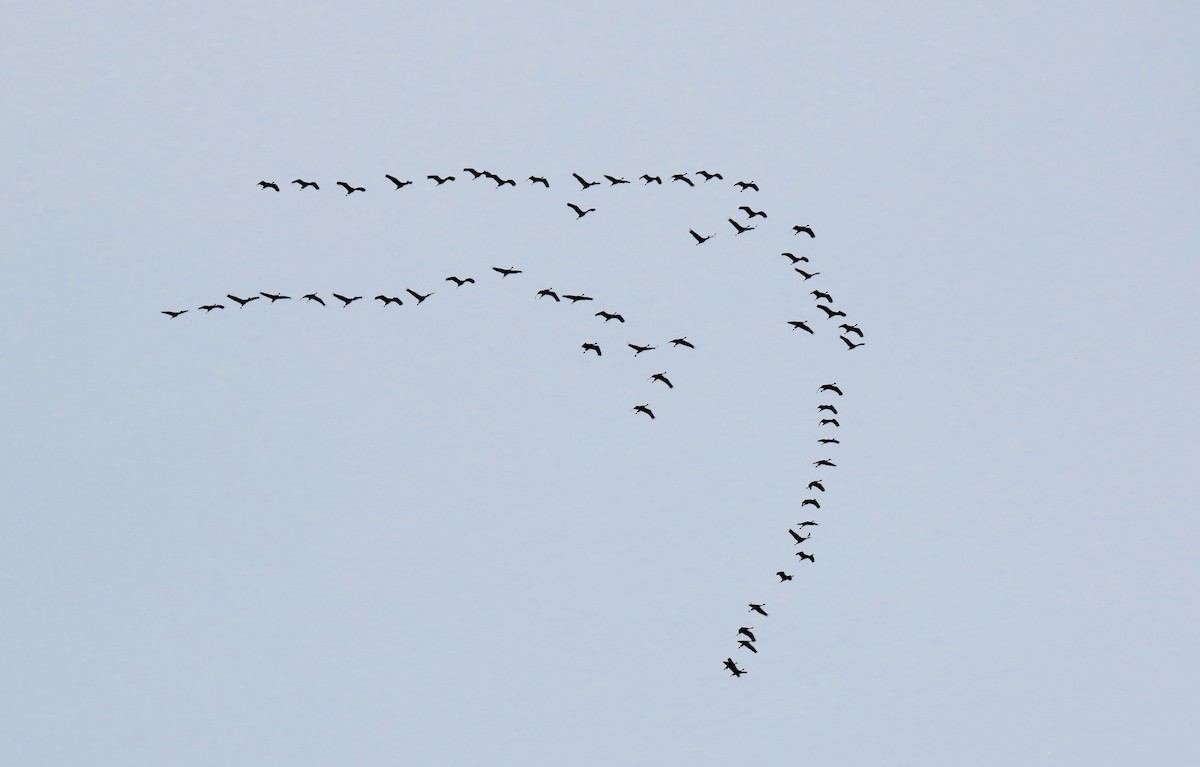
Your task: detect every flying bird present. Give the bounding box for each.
[595,311,625,323]
[796,552,816,563]
[302,293,325,305]
[445,276,475,287]
[819,438,841,445]
[812,290,833,303]
[818,405,838,414]
[819,383,843,395]
[728,218,756,235]
[689,229,714,245]
[794,269,821,280]
[406,289,434,305]
[807,480,825,492]
[633,404,655,419]
[567,203,596,218]
[563,294,592,303]
[724,659,747,677]
[738,627,757,642]
[226,294,259,307]
[259,292,291,302]
[813,459,837,468]
[384,174,412,189]
[739,206,767,219]
[628,343,656,355]
[257,181,279,191]
[798,521,819,528]
[161,309,187,318]
[801,499,821,509]
[669,337,694,349]
[672,174,695,186]
[291,179,319,190]
[427,175,455,185]
[793,225,816,237]
[529,176,549,187]
[492,176,516,187]
[374,295,403,306]
[840,324,864,337]
[492,267,522,278]
[789,529,811,545]
[537,288,561,301]
[650,372,673,388]
[198,304,224,312]
[820,418,840,427]
[817,305,847,319]
[640,174,662,184]
[332,293,361,307]
[572,173,600,190]
[738,639,758,653]
[603,175,630,185]
[789,321,814,333]
[734,180,759,192]
[336,181,365,194]
[782,252,809,263]
[462,168,484,178]
[582,342,602,356]
[697,170,724,181]
[777,572,794,582]
[748,603,768,616]
[841,336,866,350]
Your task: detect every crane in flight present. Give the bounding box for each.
[529,176,549,187]
[567,203,596,218]
[537,288,561,301]
[739,206,767,219]
[198,304,224,312]
[777,572,794,582]
[595,311,625,323]
[257,181,279,191]
[734,180,759,192]
[161,309,187,318]
[670,337,694,349]
[406,289,434,305]
[291,179,318,190]
[841,337,866,350]
[728,218,756,235]
[227,294,259,307]
[302,293,325,305]
[650,372,673,388]
[793,225,816,237]
[633,404,655,419]
[427,175,455,185]
[689,229,714,244]
[336,181,365,194]
[332,293,361,307]
[573,173,600,190]
[581,342,602,356]
[788,321,814,334]
[492,267,523,278]
[782,252,808,263]
[445,276,475,287]
[640,174,662,184]
[628,343,656,355]
[697,170,723,181]
[819,382,843,395]
[385,174,412,189]
[672,174,695,186]
[748,603,768,616]
[259,292,291,302]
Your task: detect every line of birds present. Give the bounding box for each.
[257,170,760,194]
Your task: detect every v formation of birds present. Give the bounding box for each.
[178,169,866,677]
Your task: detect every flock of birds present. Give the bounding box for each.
[170,169,867,676]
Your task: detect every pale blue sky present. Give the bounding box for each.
[3,2,1197,765]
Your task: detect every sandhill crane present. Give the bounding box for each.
[840,323,864,337]
[670,337,694,349]
[749,603,768,616]
[739,206,767,219]
[259,292,291,302]
[640,174,662,184]
[697,170,724,181]
[481,171,500,182]
[603,175,630,185]
[374,295,403,306]
[336,181,365,194]
[793,225,816,237]
[689,229,714,245]
[782,252,809,263]
[841,336,866,350]
[537,288,561,301]
[812,290,833,303]
[789,321,814,333]
[445,276,475,287]
[801,499,820,509]
[796,552,815,563]
[724,659,747,677]
[734,180,759,192]
[572,173,600,190]
[672,174,694,186]
[302,293,325,306]
[819,383,843,395]
[427,175,455,185]
[728,218,756,235]
[795,269,820,280]
[406,289,434,305]
[819,438,841,445]
[198,304,224,312]
[567,203,596,218]
[813,459,837,468]
[738,639,758,653]
[818,405,838,414]
[817,305,847,319]
[227,294,259,307]
[258,181,279,191]
[563,294,592,303]
[820,418,840,427]
[385,174,412,189]
[798,521,819,528]
[492,176,516,187]
[492,267,522,278]
[777,572,794,582]
[333,293,361,307]
[595,311,625,323]
[807,480,825,492]
[462,168,484,178]
[789,529,811,545]
[291,179,319,190]
[650,372,673,388]
[582,342,602,356]
[738,627,757,642]
[633,404,655,419]
[162,309,187,318]
[529,176,549,187]
[628,343,656,355]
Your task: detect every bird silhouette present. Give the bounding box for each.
[789,529,811,544]
[302,293,325,306]
[807,480,825,492]
[801,499,821,509]
[728,218,756,234]
[819,438,840,444]
[427,175,455,185]
[258,181,279,191]
[537,288,561,301]
[628,343,656,355]
[689,229,714,245]
[697,170,724,181]
[567,203,596,218]
[650,372,673,388]
[796,552,816,563]
[462,168,484,178]
[374,295,403,306]
[789,321,814,333]
[798,521,819,528]
[384,174,412,189]
[529,176,549,187]
[572,173,600,190]
[595,311,625,323]
[603,175,630,185]
[493,267,522,278]
[582,342,602,356]
[734,181,759,192]
[724,658,747,677]
[336,181,365,194]
[812,290,833,303]
[492,176,517,187]
[406,289,434,305]
[813,459,837,468]
[748,603,768,616]
[640,174,662,184]
[161,309,187,318]
[818,405,838,414]
[562,294,592,303]
[819,383,843,395]
[795,269,821,280]
[332,293,361,307]
[817,305,847,319]
[777,571,794,582]
[820,418,840,427]
[291,179,319,190]
[198,304,225,312]
[259,292,291,302]
[793,225,816,237]
[670,337,694,349]
[445,276,475,287]
[840,324,864,337]
[738,639,758,653]
[738,627,757,642]
[672,174,695,186]
[226,294,259,307]
[782,252,809,264]
[739,206,767,219]
[841,336,866,350]
[633,404,655,419]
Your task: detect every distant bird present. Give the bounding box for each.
[374,295,403,306]
[258,181,279,191]
[820,418,840,427]
[819,383,843,396]
[781,252,808,263]
[728,218,756,235]
[640,174,662,184]
[689,229,714,245]
[813,459,837,468]
[537,288,561,301]
[633,404,655,419]
[529,176,549,187]
[801,499,821,509]
[748,603,768,616]
[789,529,811,545]
[812,290,833,303]
[226,294,259,307]
[582,342,602,356]
[807,480,825,492]
[198,304,224,312]
[794,269,820,280]
[291,179,319,190]
[697,170,724,181]
[672,174,695,186]
[332,293,361,307]
[406,289,434,305]
[796,552,816,563]
[302,293,325,306]
[819,438,841,445]
[492,176,516,187]
[445,276,475,287]
[734,180,759,192]
[572,173,600,190]
[818,405,838,414]
[384,174,412,189]
[336,181,365,194]
[738,639,758,653]
[789,320,814,334]
[798,521,819,528]
[840,324,864,338]
[777,571,794,582]
[793,225,816,237]
[628,343,656,355]
[563,294,593,303]
[427,175,455,185]
[841,336,866,350]
[669,337,694,349]
[567,203,596,218]
[462,168,484,178]
[817,305,847,319]
[650,372,673,388]
[161,309,187,318]
[724,658,747,677]
[595,311,625,323]
[739,206,767,219]
[738,627,757,642]
[603,175,630,185]
[481,171,500,182]
[259,292,291,302]
[493,266,522,278]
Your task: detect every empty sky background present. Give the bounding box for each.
[3,2,1197,765]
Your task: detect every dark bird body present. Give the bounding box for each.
[840,324,864,337]
[595,311,625,323]
[795,269,820,280]
[406,289,434,305]
[427,175,455,185]
[821,419,840,427]
[640,175,662,184]
[291,179,319,190]
[604,175,630,185]
[260,292,290,302]
[375,295,403,306]
[819,383,843,395]
[738,627,757,642]
[227,294,259,307]
[672,174,694,186]
[724,658,747,677]
[385,174,412,189]
[573,173,600,190]
[302,293,325,305]
[198,304,224,312]
[563,294,592,303]
[841,336,866,350]
[333,293,361,307]
[734,181,759,192]
[782,252,808,263]
[633,404,655,419]
[493,267,523,278]
[789,321,814,333]
[813,459,837,468]
[582,342,602,356]
[812,291,833,303]
[817,305,847,319]
[537,288,561,301]
[670,337,694,349]
[777,572,794,582]
[162,309,187,318]
[796,552,816,563]
[689,229,714,245]
[258,181,279,191]
[697,170,724,181]
[789,529,811,545]
[739,206,767,219]
[446,276,475,287]
[629,343,656,355]
[650,372,673,388]
[749,603,768,616]
[337,181,365,194]
[738,639,758,653]
[567,203,596,218]
[529,176,549,187]
[729,218,756,234]
[793,225,816,237]
[801,498,821,509]
[808,480,825,492]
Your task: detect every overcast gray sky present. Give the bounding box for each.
[3,2,1197,765]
